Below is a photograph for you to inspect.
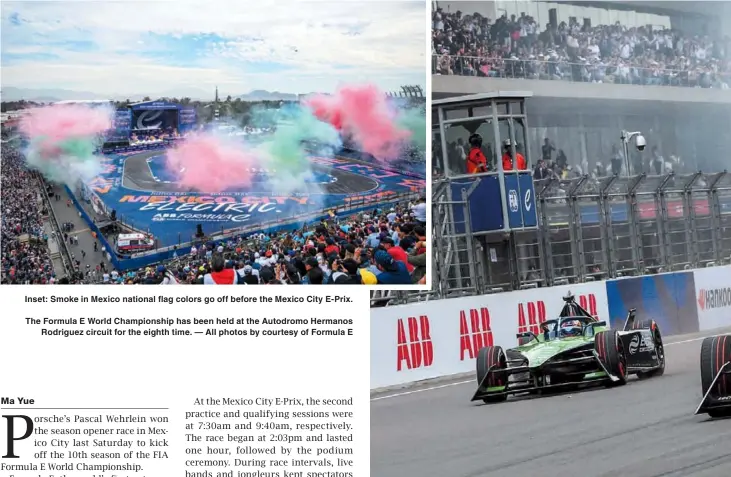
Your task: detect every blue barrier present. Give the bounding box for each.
[604,271,700,336]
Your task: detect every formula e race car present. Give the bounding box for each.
[696,335,731,418]
[471,293,666,404]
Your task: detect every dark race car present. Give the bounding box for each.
[696,334,731,418]
[472,293,665,404]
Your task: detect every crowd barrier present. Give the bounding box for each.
[370,266,731,389]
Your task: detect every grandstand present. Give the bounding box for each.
[372,0,731,306]
[2,88,428,285]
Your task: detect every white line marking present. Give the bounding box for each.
[370,332,724,402]
[371,381,473,401]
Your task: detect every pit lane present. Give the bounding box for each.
[371,327,731,477]
[121,151,379,195]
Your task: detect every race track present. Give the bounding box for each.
[121,151,379,194]
[372,328,731,477]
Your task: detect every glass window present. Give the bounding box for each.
[443,118,498,176]
[496,117,530,171]
[445,108,469,120]
[471,104,492,118]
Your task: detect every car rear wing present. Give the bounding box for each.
[695,361,731,415]
[622,308,638,331]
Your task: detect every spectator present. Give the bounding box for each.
[433,9,731,89]
[374,250,411,285]
[610,145,624,175]
[1,143,55,284]
[306,266,324,285]
[410,197,427,226]
[542,138,555,162]
[381,237,414,274]
[651,146,666,174]
[203,254,237,284]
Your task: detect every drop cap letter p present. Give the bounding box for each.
[3,415,33,458]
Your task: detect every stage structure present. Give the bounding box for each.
[128,100,197,134]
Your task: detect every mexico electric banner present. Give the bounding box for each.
[370,282,609,389]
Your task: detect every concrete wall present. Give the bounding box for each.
[433,75,731,104]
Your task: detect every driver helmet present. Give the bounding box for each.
[560,319,583,337]
[468,133,483,148]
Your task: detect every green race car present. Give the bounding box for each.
[471,293,666,404]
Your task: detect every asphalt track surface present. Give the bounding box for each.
[121,151,379,194]
[372,327,731,477]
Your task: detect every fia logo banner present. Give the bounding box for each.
[508,189,519,212]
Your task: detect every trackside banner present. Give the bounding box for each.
[370,282,609,389]
[693,265,731,331]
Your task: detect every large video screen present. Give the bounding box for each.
[131,109,179,131]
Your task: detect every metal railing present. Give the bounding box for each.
[371,170,731,307]
[432,55,731,89]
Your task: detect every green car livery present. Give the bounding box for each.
[472,293,666,404]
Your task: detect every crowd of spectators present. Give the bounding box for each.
[71,197,428,286]
[432,8,731,88]
[1,139,56,284]
[2,123,429,286]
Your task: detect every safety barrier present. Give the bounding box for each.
[370,265,731,389]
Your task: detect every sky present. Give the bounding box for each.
[0,0,426,99]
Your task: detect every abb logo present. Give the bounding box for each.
[460,308,493,360]
[577,294,600,319]
[396,316,433,371]
[517,293,601,333]
[517,300,545,335]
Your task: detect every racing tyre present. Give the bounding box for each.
[700,335,731,418]
[635,320,665,379]
[476,346,508,403]
[594,330,627,387]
